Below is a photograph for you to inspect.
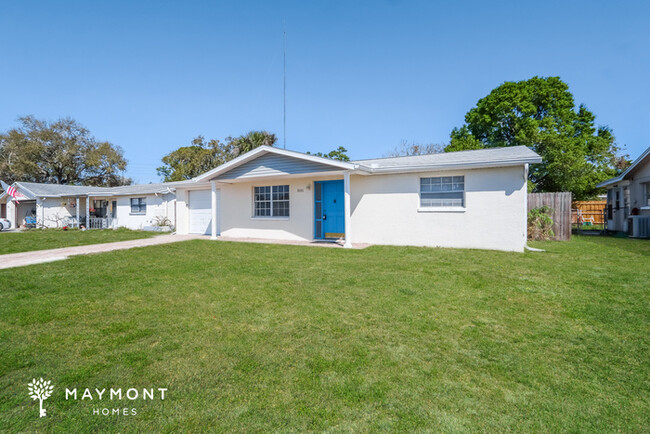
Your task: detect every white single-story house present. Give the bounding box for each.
[597,147,650,236]
[174,145,542,252]
[1,146,543,251]
[0,181,188,230]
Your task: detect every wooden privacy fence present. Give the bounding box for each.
[572,200,606,225]
[528,192,572,241]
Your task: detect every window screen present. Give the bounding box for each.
[420,176,464,207]
[130,197,146,214]
[254,185,289,217]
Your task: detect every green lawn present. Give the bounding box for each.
[0,236,648,432]
[0,228,158,255]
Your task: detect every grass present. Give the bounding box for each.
[0,236,648,432]
[0,228,158,255]
[573,223,606,231]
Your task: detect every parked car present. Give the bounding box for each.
[0,218,11,231]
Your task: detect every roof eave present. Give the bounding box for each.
[596,147,650,188]
[596,176,624,188]
[364,157,542,174]
[13,182,38,199]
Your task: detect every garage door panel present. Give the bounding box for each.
[189,190,212,235]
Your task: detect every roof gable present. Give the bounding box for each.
[194,146,357,182]
[213,152,344,181]
[597,147,650,188]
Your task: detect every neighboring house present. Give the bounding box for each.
[0,181,188,230]
[174,145,542,252]
[597,147,650,235]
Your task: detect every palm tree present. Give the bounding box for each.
[231,131,277,155]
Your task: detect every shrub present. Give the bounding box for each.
[152,215,173,227]
[528,206,555,241]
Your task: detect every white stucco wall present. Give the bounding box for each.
[113,193,175,230]
[13,194,174,230]
[631,161,650,216]
[38,197,82,228]
[176,166,528,252]
[605,158,650,231]
[349,166,528,251]
[218,177,335,241]
[176,176,340,239]
[5,199,16,228]
[175,189,189,234]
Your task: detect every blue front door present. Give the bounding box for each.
[314,180,345,239]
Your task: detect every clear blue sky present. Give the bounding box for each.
[1,0,648,183]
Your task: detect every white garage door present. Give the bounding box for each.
[189,190,212,235]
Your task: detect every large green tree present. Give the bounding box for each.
[446,76,623,200]
[157,131,277,181]
[0,116,129,186]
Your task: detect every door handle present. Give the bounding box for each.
[322,214,327,220]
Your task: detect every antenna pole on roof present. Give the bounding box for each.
[283,21,287,150]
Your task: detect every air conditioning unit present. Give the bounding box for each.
[628,216,650,238]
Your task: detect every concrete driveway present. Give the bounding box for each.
[0,234,202,270]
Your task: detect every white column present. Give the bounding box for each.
[76,197,80,228]
[86,195,90,228]
[39,198,44,228]
[8,198,16,228]
[343,171,352,248]
[211,181,218,240]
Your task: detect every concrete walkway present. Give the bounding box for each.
[0,234,201,270]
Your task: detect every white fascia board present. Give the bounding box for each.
[192,147,269,182]
[599,147,650,188]
[209,170,354,185]
[193,146,361,182]
[361,157,542,175]
[624,147,650,176]
[14,182,38,199]
[107,189,176,197]
[596,148,650,188]
[175,184,212,191]
[86,191,115,196]
[596,176,623,188]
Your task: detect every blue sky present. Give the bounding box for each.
[1,0,648,183]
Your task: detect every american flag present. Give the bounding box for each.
[1,180,19,204]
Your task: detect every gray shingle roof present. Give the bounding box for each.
[14,180,191,198]
[5,146,542,197]
[353,146,542,172]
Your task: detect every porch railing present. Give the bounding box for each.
[62,216,79,228]
[88,217,115,229]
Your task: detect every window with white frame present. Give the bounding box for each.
[254,185,289,217]
[420,176,464,207]
[130,197,146,214]
[645,183,650,207]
